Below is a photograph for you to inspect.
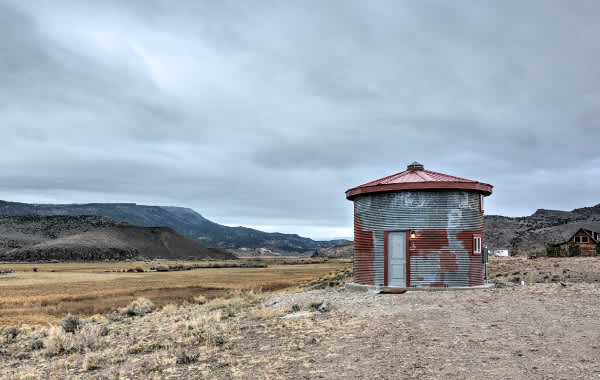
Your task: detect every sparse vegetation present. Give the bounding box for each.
[305,268,353,289]
[490,256,600,284]
[60,314,83,333]
[161,304,177,314]
[0,260,348,326]
[122,298,155,316]
[2,269,599,379]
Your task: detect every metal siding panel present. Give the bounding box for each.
[373,231,385,285]
[353,206,375,285]
[352,190,485,287]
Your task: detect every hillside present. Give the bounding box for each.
[0,215,235,261]
[0,201,346,253]
[312,241,354,258]
[484,203,600,253]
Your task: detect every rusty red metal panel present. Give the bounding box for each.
[346,164,493,200]
[353,212,375,285]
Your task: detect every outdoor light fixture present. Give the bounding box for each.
[410,230,416,239]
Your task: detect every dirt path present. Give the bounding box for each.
[257,284,600,379]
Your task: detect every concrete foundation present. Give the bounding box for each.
[345,282,495,293]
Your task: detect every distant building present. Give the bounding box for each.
[494,249,509,257]
[560,228,600,256]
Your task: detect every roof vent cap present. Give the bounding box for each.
[407,161,424,170]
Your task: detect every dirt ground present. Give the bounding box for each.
[2,280,599,379]
[489,256,600,284]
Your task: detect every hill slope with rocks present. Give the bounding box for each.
[0,215,235,261]
[312,241,354,258]
[484,204,600,253]
[0,201,346,253]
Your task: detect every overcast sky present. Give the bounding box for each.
[1,1,599,239]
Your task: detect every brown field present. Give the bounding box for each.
[2,257,599,379]
[0,259,349,326]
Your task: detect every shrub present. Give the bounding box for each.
[248,305,282,320]
[2,326,19,341]
[27,339,44,351]
[568,243,581,257]
[596,244,600,256]
[123,298,155,316]
[82,354,102,371]
[155,265,170,272]
[161,304,177,314]
[127,342,163,354]
[32,267,38,272]
[173,347,201,364]
[19,375,40,380]
[193,295,207,305]
[76,324,106,351]
[61,314,83,333]
[290,304,301,313]
[44,326,74,357]
[135,266,145,273]
[309,301,323,311]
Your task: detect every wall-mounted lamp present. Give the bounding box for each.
[410,230,416,239]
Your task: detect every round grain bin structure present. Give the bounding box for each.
[346,162,493,288]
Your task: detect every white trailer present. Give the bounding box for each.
[494,249,509,257]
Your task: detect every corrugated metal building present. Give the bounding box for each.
[346,162,493,288]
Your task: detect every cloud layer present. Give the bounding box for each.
[1,0,599,238]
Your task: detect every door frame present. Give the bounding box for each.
[384,230,411,287]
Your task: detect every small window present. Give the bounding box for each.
[575,236,589,243]
[473,235,482,255]
[480,195,484,212]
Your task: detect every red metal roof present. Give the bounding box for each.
[346,162,493,200]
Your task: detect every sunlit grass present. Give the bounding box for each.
[0,260,349,326]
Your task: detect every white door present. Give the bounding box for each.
[388,232,406,287]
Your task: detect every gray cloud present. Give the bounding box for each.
[1,0,599,238]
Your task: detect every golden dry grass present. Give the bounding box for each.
[0,260,349,326]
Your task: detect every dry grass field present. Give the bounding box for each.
[0,259,349,327]
[1,269,599,379]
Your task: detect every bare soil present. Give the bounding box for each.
[2,282,599,378]
[489,256,600,284]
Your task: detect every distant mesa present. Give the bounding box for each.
[0,200,346,254]
[0,215,235,262]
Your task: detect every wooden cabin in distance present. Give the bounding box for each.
[562,228,600,256]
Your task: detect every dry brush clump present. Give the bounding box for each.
[1,290,292,378]
[121,297,155,316]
